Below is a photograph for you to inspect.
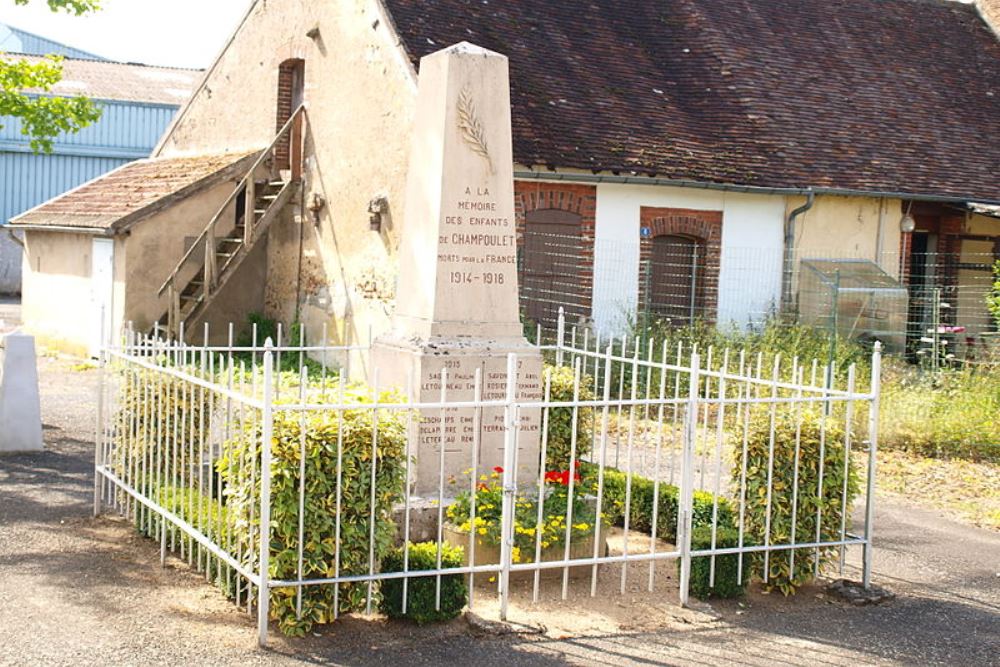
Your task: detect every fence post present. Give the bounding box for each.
[555,307,566,366]
[257,338,275,647]
[499,352,519,621]
[678,351,700,607]
[862,342,882,589]
[93,305,107,518]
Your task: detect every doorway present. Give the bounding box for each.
[648,234,702,325]
[520,208,586,326]
[275,59,305,171]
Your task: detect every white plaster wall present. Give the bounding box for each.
[591,182,785,335]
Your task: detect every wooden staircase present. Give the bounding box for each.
[156,105,306,339]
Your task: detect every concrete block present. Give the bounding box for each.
[0,333,43,453]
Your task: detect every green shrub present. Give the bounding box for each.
[590,464,734,543]
[380,542,467,624]
[988,260,1000,329]
[625,317,871,389]
[217,386,408,636]
[734,406,859,595]
[687,525,750,599]
[543,363,595,471]
[113,367,210,488]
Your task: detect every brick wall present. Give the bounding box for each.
[513,181,597,322]
[638,206,723,323]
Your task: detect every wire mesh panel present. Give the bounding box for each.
[515,235,998,365]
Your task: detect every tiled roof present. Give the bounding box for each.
[384,0,1000,202]
[9,152,258,230]
[4,54,199,106]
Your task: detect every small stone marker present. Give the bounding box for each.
[0,333,44,453]
[373,42,542,495]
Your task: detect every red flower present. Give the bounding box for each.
[493,466,504,474]
[574,460,581,469]
[544,471,561,484]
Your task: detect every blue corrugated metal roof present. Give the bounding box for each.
[0,22,106,60]
[1,99,177,158]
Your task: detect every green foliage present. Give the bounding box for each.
[216,386,409,637]
[627,317,871,389]
[2,0,103,152]
[880,361,1000,463]
[688,525,750,599]
[734,406,859,595]
[988,261,1000,330]
[380,542,467,624]
[113,367,210,487]
[232,313,327,376]
[543,363,595,471]
[596,465,734,543]
[446,466,598,561]
[138,484,230,544]
[13,0,100,14]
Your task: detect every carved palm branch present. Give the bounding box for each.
[457,87,495,173]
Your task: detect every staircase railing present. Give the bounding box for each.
[157,104,307,336]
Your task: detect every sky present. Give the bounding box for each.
[1,0,251,69]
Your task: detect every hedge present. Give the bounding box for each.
[587,464,735,542]
[734,406,859,595]
[687,525,750,599]
[380,541,467,624]
[543,363,595,471]
[216,387,409,636]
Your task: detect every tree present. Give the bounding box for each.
[1,0,103,152]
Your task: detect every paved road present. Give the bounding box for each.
[0,357,997,666]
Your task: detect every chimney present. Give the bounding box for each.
[977,0,1000,37]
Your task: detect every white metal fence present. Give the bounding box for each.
[94,314,882,646]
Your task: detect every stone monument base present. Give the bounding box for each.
[372,335,542,496]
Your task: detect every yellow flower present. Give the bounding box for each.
[478,527,487,536]
[573,523,590,531]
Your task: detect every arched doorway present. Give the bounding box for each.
[648,234,704,324]
[521,208,586,326]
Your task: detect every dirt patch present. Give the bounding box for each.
[873,450,1000,531]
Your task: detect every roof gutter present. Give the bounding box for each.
[512,169,1000,205]
[1,222,114,236]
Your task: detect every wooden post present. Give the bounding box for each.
[204,222,217,292]
[290,110,303,182]
[244,177,255,246]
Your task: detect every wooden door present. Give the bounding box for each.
[521,208,585,326]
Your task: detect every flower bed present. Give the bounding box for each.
[445,465,606,575]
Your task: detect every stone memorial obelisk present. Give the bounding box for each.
[373,43,542,496]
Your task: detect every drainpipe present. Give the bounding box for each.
[782,190,815,314]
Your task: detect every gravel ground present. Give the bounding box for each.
[0,355,997,666]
